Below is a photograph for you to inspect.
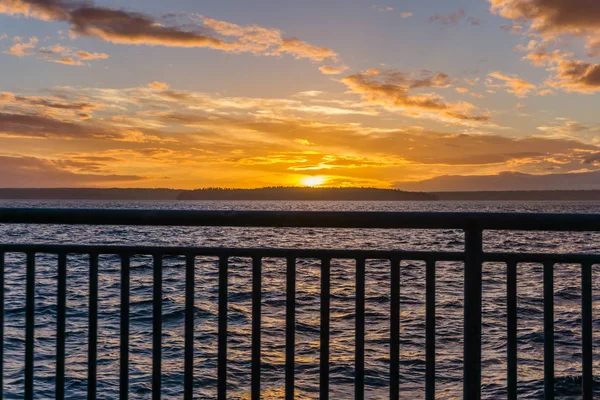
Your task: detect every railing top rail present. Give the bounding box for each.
[1,208,600,231]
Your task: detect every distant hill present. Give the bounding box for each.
[177,187,437,201]
[395,170,600,192]
[434,190,600,201]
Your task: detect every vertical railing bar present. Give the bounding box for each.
[184,254,195,400]
[120,254,130,400]
[285,257,295,400]
[320,257,331,400]
[506,260,518,400]
[390,258,400,400]
[252,256,262,400]
[56,253,67,400]
[355,258,365,400]
[25,252,35,400]
[88,253,98,400]
[218,256,228,400]
[425,258,436,400]
[582,262,593,399]
[543,261,554,400]
[152,254,162,400]
[0,252,4,400]
[464,229,483,400]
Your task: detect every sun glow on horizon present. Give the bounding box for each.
[300,176,327,187]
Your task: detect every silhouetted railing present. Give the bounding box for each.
[0,209,598,399]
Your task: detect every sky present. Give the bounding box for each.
[1,0,600,191]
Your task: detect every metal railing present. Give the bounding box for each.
[0,208,598,399]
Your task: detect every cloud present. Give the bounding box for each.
[2,36,38,56]
[514,41,600,92]
[500,23,523,34]
[5,83,599,189]
[75,50,108,60]
[487,72,536,97]
[0,33,7,40]
[536,89,554,96]
[0,112,112,139]
[489,0,600,37]
[588,38,600,57]
[395,170,600,191]
[148,81,170,90]
[279,38,337,61]
[3,35,109,65]
[537,118,591,136]
[547,59,600,93]
[340,70,490,123]
[373,6,394,13]
[491,0,600,93]
[0,0,337,63]
[318,65,349,75]
[0,155,145,187]
[427,9,466,25]
[0,93,98,112]
[467,17,481,26]
[400,12,413,18]
[51,57,84,65]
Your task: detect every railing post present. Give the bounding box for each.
[464,228,482,400]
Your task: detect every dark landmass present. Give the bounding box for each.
[177,187,437,201]
[0,188,181,200]
[434,190,600,201]
[0,187,436,201]
[3,187,600,201]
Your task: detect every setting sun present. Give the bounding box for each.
[300,176,327,187]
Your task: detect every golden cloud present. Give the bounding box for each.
[148,81,170,90]
[75,50,108,60]
[487,71,536,97]
[489,0,600,37]
[491,0,600,93]
[340,70,489,123]
[0,155,145,187]
[51,57,84,65]
[2,36,38,56]
[0,0,337,63]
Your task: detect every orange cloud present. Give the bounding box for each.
[490,0,600,37]
[2,36,38,56]
[547,59,600,93]
[75,50,108,60]
[0,0,337,63]
[318,65,349,75]
[491,0,600,93]
[0,155,145,187]
[487,72,536,97]
[51,57,84,65]
[148,81,170,90]
[279,38,337,61]
[340,70,490,123]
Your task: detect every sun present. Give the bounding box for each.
[300,176,327,187]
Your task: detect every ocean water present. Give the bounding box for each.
[1,200,600,399]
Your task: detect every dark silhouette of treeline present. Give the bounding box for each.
[3,187,600,201]
[177,187,437,200]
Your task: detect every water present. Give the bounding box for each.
[1,200,600,399]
